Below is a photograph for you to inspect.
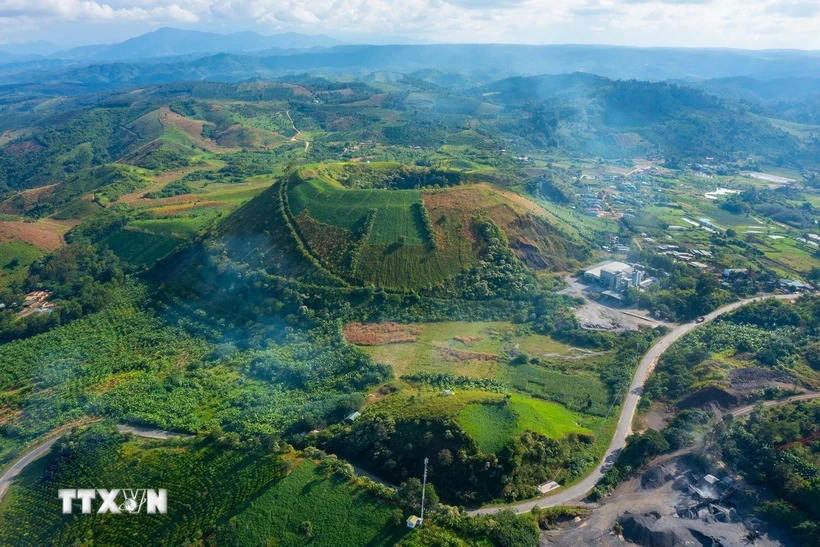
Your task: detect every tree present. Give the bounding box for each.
[299,520,313,539]
[391,509,403,526]
[398,478,439,513]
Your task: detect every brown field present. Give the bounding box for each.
[158,106,214,144]
[0,220,65,250]
[349,93,388,107]
[343,322,423,345]
[284,84,313,97]
[439,347,498,362]
[149,200,229,215]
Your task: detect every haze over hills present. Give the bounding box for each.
[3,30,820,87]
[0,28,342,63]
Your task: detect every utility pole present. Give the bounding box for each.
[420,457,429,525]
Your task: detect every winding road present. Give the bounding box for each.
[469,294,797,515]
[0,295,806,514]
[0,425,190,505]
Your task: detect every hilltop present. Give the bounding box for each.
[157,163,589,294]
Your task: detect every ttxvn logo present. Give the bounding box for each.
[58,489,167,514]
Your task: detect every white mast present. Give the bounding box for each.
[420,457,429,525]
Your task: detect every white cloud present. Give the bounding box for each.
[0,0,819,49]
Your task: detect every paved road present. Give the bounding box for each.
[0,425,192,504]
[0,437,60,504]
[469,294,796,515]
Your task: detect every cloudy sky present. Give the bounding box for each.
[1,0,819,49]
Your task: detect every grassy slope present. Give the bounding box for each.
[0,240,44,287]
[457,395,591,454]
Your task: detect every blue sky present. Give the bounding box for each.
[1,0,819,49]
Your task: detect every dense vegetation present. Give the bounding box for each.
[720,401,820,546]
[0,59,818,546]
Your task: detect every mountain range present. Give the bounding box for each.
[0,28,342,62]
[2,33,820,89]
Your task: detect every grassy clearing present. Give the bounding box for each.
[196,179,274,203]
[129,216,213,239]
[216,459,407,547]
[371,390,506,421]
[358,321,510,378]
[357,321,588,379]
[457,395,591,454]
[0,240,43,287]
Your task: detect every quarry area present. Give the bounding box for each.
[544,455,792,547]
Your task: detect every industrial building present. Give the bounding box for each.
[583,261,646,292]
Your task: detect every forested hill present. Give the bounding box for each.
[679,76,820,125]
[483,74,811,162]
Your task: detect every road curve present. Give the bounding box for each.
[0,437,61,504]
[469,294,796,515]
[0,425,191,505]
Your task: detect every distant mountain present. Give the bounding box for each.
[679,76,820,103]
[0,43,817,88]
[52,28,343,61]
[679,76,820,125]
[481,73,809,162]
[0,41,62,57]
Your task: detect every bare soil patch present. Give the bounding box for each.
[0,221,64,250]
[343,322,422,345]
[439,347,497,362]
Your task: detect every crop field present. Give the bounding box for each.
[215,459,408,547]
[497,363,612,416]
[354,243,469,289]
[129,216,213,239]
[288,177,425,244]
[0,428,285,547]
[102,227,185,266]
[457,395,591,454]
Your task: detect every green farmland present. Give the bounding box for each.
[216,459,408,547]
[288,177,425,244]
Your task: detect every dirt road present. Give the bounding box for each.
[468,294,796,515]
[729,392,820,417]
